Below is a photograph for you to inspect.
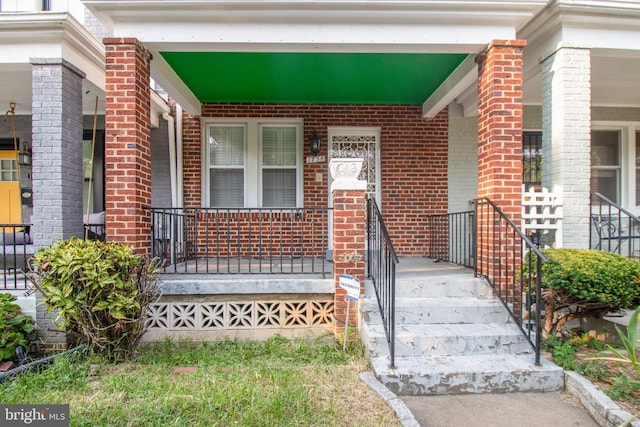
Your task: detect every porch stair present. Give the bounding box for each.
[360,262,564,396]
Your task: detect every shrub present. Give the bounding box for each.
[29,238,161,361]
[529,249,640,336]
[0,293,35,362]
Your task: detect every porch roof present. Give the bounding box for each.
[83,0,547,116]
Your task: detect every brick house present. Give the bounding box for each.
[1,1,640,347]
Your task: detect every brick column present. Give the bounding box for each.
[31,58,85,248]
[104,38,152,254]
[330,159,366,341]
[31,58,86,349]
[476,39,526,221]
[541,44,591,248]
[476,40,526,300]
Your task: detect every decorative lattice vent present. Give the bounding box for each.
[146,299,334,331]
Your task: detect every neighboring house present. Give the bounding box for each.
[0,0,174,345]
[1,0,640,345]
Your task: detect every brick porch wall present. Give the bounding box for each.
[181,104,449,256]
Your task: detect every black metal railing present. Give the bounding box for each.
[427,211,474,268]
[84,223,106,241]
[366,198,399,368]
[474,198,547,365]
[1,225,33,290]
[149,207,332,275]
[590,193,640,258]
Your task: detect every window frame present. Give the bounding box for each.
[202,118,304,208]
[591,128,623,205]
[522,130,542,191]
[591,122,640,212]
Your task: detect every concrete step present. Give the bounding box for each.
[362,297,509,325]
[391,276,495,299]
[369,354,564,396]
[361,323,533,358]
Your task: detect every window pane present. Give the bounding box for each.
[83,140,94,179]
[262,127,296,166]
[592,169,619,203]
[209,126,245,166]
[262,169,296,207]
[523,131,542,189]
[210,169,244,207]
[592,130,620,166]
[0,159,17,182]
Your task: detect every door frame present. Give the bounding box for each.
[327,126,381,251]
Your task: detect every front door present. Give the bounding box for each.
[0,151,21,224]
[327,127,381,251]
[328,126,381,205]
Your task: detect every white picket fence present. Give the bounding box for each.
[521,187,563,248]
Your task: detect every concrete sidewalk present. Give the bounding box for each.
[401,392,598,427]
[360,371,640,427]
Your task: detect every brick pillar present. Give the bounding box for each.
[31,58,86,349]
[330,158,366,341]
[31,58,85,248]
[104,38,152,254]
[541,44,591,248]
[476,39,526,221]
[476,40,526,301]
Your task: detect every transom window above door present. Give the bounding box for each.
[203,119,303,208]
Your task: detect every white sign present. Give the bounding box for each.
[339,274,361,301]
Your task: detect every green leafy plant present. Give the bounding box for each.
[544,335,579,371]
[29,237,161,361]
[0,293,35,362]
[525,249,640,337]
[585,306,640,426]
[593,306,640,377]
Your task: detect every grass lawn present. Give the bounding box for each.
[0,336,400,426]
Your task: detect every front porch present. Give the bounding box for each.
[143,256,449,343]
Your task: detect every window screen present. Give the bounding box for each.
[261,126,297,207]
[209,125,246,207]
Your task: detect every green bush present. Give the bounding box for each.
[0,293,35,362]
[529,249,640,336]
[29,238,161,361]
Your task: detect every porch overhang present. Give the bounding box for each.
[518,0,640,108]
[84,0,546,116]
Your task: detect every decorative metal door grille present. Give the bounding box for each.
[330,133,378,200]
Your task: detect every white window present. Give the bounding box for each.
[591,130,621,204]
[203,119,303,208]
[591,123,640,211]
[208,124,246,207]
[0,157,17,182]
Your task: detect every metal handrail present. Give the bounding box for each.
[427,211,474,268]
[366,198,399,368]
[590,192,640,258]
[474,198,548,365]
[149,207,332,275]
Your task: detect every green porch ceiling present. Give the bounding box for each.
[160,52,468,105]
